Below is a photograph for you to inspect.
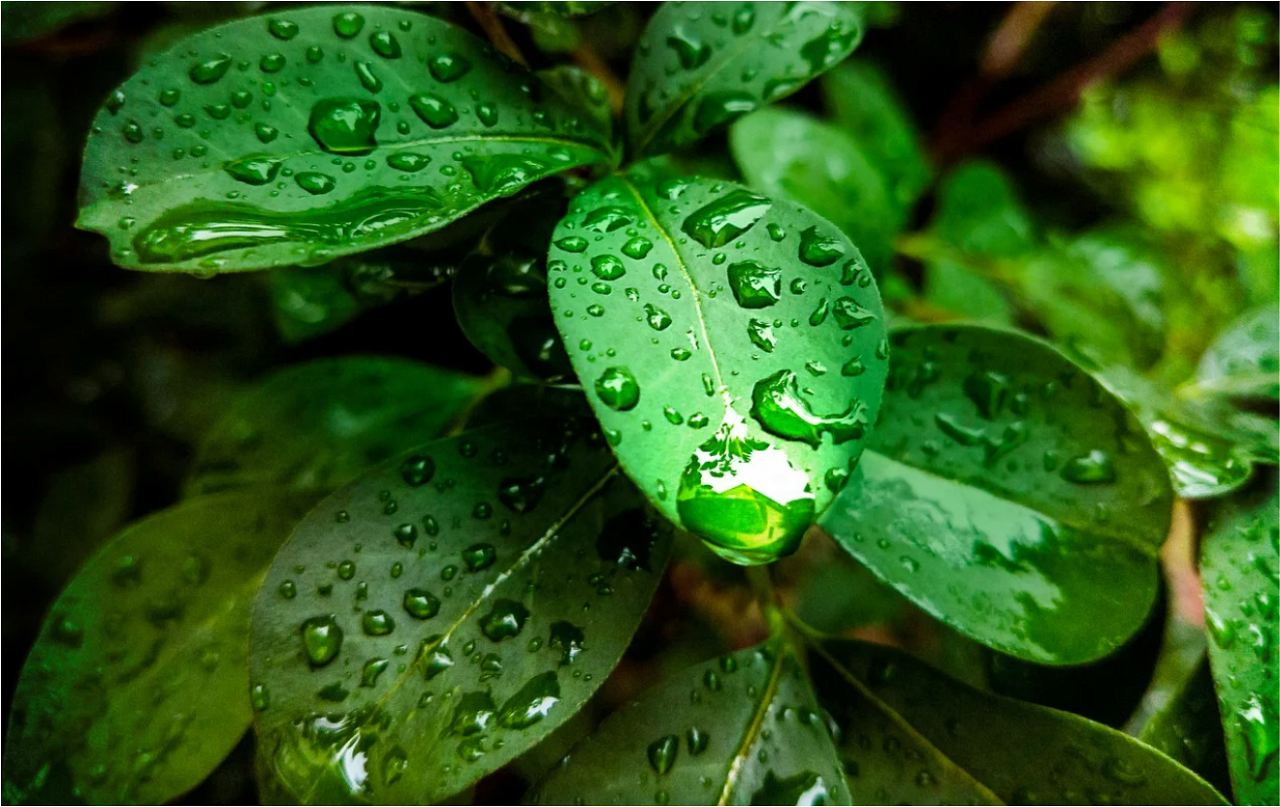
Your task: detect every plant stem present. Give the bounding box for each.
[466,1,527,66]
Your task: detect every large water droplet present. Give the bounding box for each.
[682,190,771,248]
[225,155,281,186]
[751,370,869,447]
[188,54,232,85]
[727,261,781,308]
[332,11,365,38]
[648,734,679,774]
[480,599,530,641]
[497,671,560,729]
[1060,450,1117,484]
[301,615,344,667]
[308,98,381,155]
[428,53,472,82]
[369,31,401,59]
[798,226,844,266]
[595,367,640,411]
[403,588,440,619]
[409,93,458,128]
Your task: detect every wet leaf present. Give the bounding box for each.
[453,187,574,382]
[821,325,1174,664]
[729,106,899,272]
[1200,481,1280,805]
[1139,658,1232,796]
[548,167,888,566]
[813,639,1229,804]
[495,2,614,19]
[1,491,317,805]
[187,357,485,495]
[529,640,849,805]
[250,417,672,805]
[77,5,613,274]
[536,66,614,141]
[625,1,864,158]
[1194,305,1280,401]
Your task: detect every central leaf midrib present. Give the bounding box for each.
[716,642,786,806]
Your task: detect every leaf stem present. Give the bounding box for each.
[467,1,528,66]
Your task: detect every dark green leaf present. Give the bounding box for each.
[625,2,864,158]
[495,2,614,19]
[465,385,590,429]
[187,357,486,495]
[453,187,574,382]
[729,107,898,272]
[1139,658,1232,796]
[814,640,1229,804]
[1,491,317,805]
[529,639,849,805]
[822,325,1174,664]
[536,66,614,141]
[1,1,116,44]
[548,167,888,565]
[1194,305,1280,401]
[77,5,613,273]
[1200,482,1280,804]
[250,418,672,805]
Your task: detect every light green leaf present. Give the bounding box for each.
[729,106,898,272]
[821,325,1174,664]
[1,491,317,805]
[1201,482,1280,805]
[250,417,672,805]
[1139,658,1231,796]
[1194,305,1280,401]
[814,640,1229,804]
[77,5,613,274]
[548,167,888,565]
[529,639,850,805]
[187,357,486,495]
[625,2,864,158]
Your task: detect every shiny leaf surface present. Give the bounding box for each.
[1195,305,1280,401]
[548,167,888,565]
[77,6,613,273]
[822,325,1174,664]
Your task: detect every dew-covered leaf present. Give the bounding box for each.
[821,325,1174,664]
[1194,305,1280,401]
[187,357,485,495]
[1139,658,1232,796]
[77,5,614,274]
[453,187,574,382]
[536,66,614,141]
[250,417,672,805]
[1,491,317,805]
[814,640,1229,804]
[1200,481,1280,805]
[625,1,865,158]
[729,107,898,272]
[548,167,888,566]
[529,639,849,805]
[495,2,614,19]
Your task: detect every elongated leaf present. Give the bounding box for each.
[1,491,317,805]
[77,5,613,273]
[821,325,1174,664]
[625,2,864,157]
[729,107,898,272]
[814,640,1228,804]
[1140,658,1232,796]
[529,639,850,805]
[1195,305,1280,401]
[187,357,485,496]
[250,417,672,805]
[548,168,888,565]
[1201,482,1280,804]
[453,186,574,382]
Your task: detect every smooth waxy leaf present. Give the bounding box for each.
[729,107,898,272]
[1,491,317,805]
[624,1,864,158]
[547,168,888,565]
[453,187,574,382]
[536,66,614,141]
[814,640,1229,804]
[1140,659,1231,796]
[529,640,850,805]
[77,5,613,273]
[1200,483,1280,805]
[821,325,1174,664]
[1195,305,1280,400]
[250,418,672,805]
[187,357,485,495]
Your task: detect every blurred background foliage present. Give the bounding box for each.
[2,1,1276,802]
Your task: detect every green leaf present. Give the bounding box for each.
[77,5,614,274]
[821,61,930,209]
[250,417,672,805]
[453,187,575,382]
[821,324,1174,664]
[529,639,850,805]
[547,167,888,565]
[729,107,898,272]
[1,490,317,805]
[813,639,1229,804]
[187,357,485,495]
[465,384,591,429]
[536,66,614,142]
[1194,305,1280,401]
[1200,482,1280,804]
[624,2,864,158]
[1139,658,1232,796]
[1,1,116,44]
[495,1,614,19]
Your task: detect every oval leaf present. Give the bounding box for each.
[625,2,864,157]
[814,640,1228,804]
[529,639,850,805]
[821,324,1174,664]
[1200,482,1280,804]
[1,491,317,805]
[187,357,486,496]
[250,417,672,805]
[77,5,613,273]
[1195,305,1280,401]
[548,168,888,565]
